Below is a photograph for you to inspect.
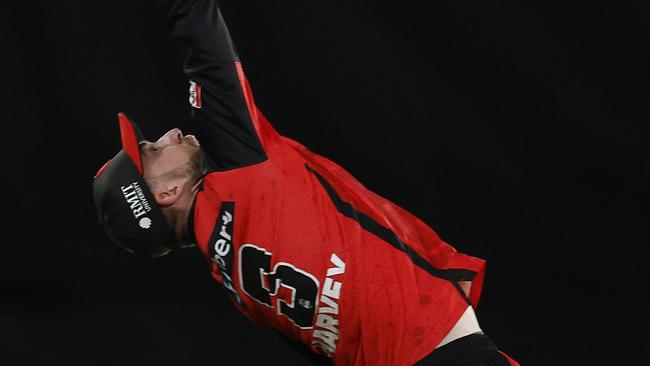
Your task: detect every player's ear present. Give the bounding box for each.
[153,180,186,207]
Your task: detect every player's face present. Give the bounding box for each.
[139,128,202,182]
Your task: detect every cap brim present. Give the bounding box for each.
[118,112,145,174]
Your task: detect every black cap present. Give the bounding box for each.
[93,113,175,258]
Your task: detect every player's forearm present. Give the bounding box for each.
[162,0,240,72]
[160,0,267,170]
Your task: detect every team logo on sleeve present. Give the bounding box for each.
[188,80,202,109]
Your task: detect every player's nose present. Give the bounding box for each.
[155,128,184,147]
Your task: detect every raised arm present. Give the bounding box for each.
[162,0,267,170]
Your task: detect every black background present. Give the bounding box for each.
[2,0,649,365]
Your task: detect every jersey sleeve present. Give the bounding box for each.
[163,0,267,170]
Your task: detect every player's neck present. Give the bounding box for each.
[163,178,203,245]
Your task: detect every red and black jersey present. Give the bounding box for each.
[165,1,488,365]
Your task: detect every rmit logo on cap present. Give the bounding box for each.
[121,181,153,229]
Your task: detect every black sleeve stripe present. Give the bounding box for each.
[305,164,477,286]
